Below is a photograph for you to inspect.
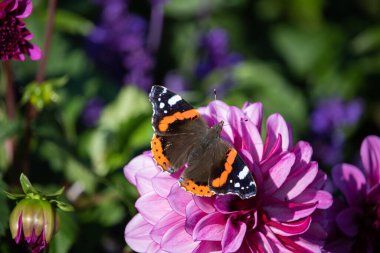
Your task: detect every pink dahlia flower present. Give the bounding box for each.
[326,135,380,252]
[124,100,333,252]
[0,0,41,60]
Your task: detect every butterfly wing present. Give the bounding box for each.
[149,85,209,173]
[180,139,256,199]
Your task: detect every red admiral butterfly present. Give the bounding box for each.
[149,85,256,199]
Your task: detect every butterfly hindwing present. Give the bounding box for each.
[209,143,256,199]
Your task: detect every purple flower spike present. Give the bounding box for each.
[124,100,332,252]
[0,0,41,61]
[327,135,380,252]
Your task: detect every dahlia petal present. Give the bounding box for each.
[185,200,207,234]
[264,153,295,195]
[167,184,193,216]
[125,214,153,252]
[135,192,172,224]
[150,211,184,243]
[274,162,318,200]
[247,231,274,253]
[264,198,318,222]
[367,183,380,203]
[124,152,157,186]
[263,228,294,253]
[193,241,222,253]
[146,241,166,253]
[336,207,362,237]
[161,220,200,253]
[266,216,311,236]
[16,0,32,18]
[332,164,366,206]
[241,120,263,161]
[293,141,313,167]
[222,218,247,252]
[360,135,380,188]
[266,113,291,153]
[135,173,155,195]
[193,212,226,241]
[194,196,216,213]
[28,44,41,60]
[242,102,263,132]
[291,236,322,253]
[292,189,332,209]
[308,170,328,190]
[276,234,314,253]
[151,173,178,198]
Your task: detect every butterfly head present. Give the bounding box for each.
[210,120,224,138]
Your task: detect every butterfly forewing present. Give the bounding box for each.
[149,86,208,172]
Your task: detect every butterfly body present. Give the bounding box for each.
[149,85,256,199]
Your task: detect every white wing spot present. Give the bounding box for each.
[234,182,240,188]
[241,187,244,190]
[229,180,233,183]
[164,110,168,114]
[168,95,182,106]
[238,166,250,180]
[158,98,161,101]
[159,102,165,109]
[250,182,254,186]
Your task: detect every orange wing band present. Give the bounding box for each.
[180,179,214,197]
[151,134,172,171]
[158,109,200,132]
[211,148,237,188]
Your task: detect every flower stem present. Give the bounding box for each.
[147,1,164,53]
[22,0,58,174]
[3,61,16,163]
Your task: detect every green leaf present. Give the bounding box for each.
[55,10,94,36]
[50,200,74,212]
[352,25,380,54]
[3,191,25,200]
[99,86,150,131]
[21,76,69,111]
[49,211,78,253]
[45,187,65,198]
[0,177,10,236]
[232,61,308,136]
[20,173,38,195]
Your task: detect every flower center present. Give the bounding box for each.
[0,16,22,57]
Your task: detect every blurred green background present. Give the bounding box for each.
[1,0,379,252]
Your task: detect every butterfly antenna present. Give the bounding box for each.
[214,88,217,101]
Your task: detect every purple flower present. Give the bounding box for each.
[196,28,242,79]
[327,135,380,252]
[0,0,41,60]
[88,1,155,90]
[310,98,363,166]
[124,100,332,252]
[81,98,104,127]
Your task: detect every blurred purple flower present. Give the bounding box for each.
[0,0,41,61]
[88,1,155,90]
[325,135,380,252]
[310,98,363,166]
[164,71,187,92]
[82,98,104,127]
[196,28,242,79]
[124,100,332,252]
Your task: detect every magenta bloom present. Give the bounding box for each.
[124,101,332,252]
[328,135,380,252]
[0,0,41,60]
